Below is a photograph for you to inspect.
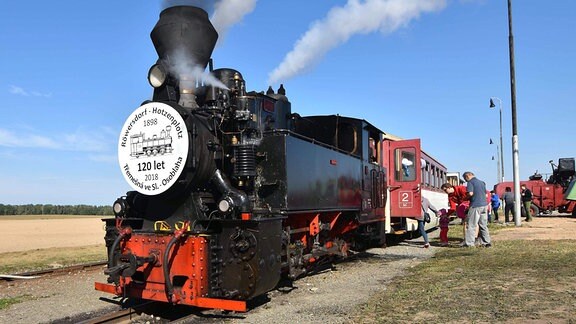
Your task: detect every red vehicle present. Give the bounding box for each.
[381,137,449,235]
[493,158,576,217]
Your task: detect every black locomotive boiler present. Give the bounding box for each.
[96,5,388,312]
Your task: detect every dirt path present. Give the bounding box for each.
[491,214,576,241]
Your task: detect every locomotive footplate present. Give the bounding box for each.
[95,231,247,312]
[96,218,283,312]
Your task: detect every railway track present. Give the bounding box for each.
[75,300,219,324]
[77,307,141,324]
[0,260,107,281]
[1,261,225,323]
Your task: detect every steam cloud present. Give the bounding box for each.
[169,49,229,90]
[161,0,257,45]
[161,0,215,13]
[211,0,257,46]
[268,0,447,85]
[159,0,256,89]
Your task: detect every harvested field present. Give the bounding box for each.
[0,216,109,253]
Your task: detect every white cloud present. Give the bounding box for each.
[9,85,28,96]
[9,85,52,98]
[0,127,113,152]
[88,154,118,163]
[268,0,447,84]
[63,130,110,152]
[0,128,60,149]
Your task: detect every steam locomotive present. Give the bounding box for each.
[96,5,413,312]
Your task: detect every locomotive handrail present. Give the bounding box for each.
[163,221,190,304]
[263,129,362,159]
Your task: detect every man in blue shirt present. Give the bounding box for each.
[462,171,492,247]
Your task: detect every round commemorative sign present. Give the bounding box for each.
[118,102,189,195]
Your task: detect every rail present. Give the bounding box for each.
[77,308,138,324]
[0,260,107,281]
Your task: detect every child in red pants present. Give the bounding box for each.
[439,208,450,246]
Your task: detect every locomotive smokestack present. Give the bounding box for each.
[151,5,217,70]
[151,6,218,108]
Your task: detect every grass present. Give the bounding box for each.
[0,295,33,311]
[0,244,106,274]
[352,226,576,323]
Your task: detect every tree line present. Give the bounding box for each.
[0,204,113,216]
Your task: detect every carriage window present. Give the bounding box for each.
[394,148,416,182]
[423,160,430,186]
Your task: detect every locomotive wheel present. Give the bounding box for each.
[146,150,152,156]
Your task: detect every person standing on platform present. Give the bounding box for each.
[490,190,501,222]
[502,186,515,223]
[438,208,450,246]
[521,184,533,222]
[462,172,491,248]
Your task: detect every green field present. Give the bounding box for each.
[352,238,576,323]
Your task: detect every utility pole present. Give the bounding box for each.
[507,0,522,227]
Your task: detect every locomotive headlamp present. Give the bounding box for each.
[148,64,167,88]
[218,197,233,213]
[113,197,128,217]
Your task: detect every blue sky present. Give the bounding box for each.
[1,0,574,205]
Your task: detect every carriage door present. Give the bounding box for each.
[387,139,422,217]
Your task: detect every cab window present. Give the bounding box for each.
[394,148,416,182]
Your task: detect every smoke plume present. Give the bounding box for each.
[161,0,257,46]
[169,49,229,90]
[211,0,257,46]
[161,0,215,13]
[267,0,447,85]
[158,0,256,89]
